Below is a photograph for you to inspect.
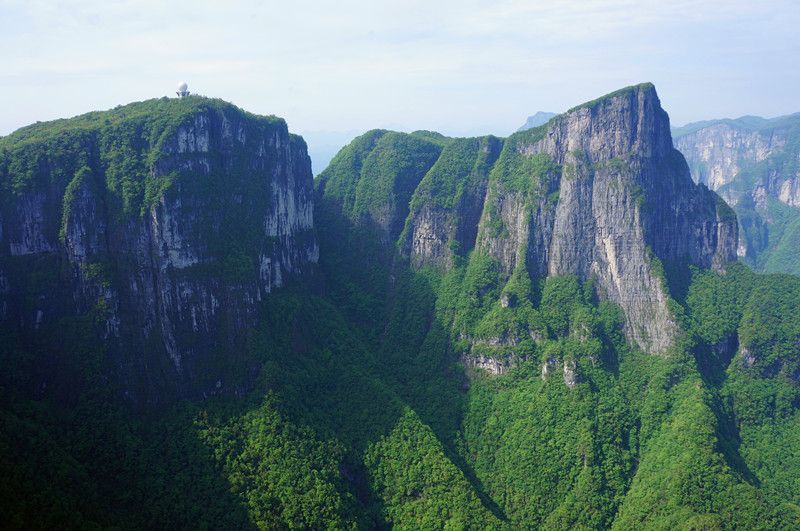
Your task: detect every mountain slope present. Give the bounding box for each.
[673,113,800,274]
[1,86,799,529]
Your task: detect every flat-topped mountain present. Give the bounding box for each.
[0,97,318,405]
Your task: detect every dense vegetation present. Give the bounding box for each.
[0,95,316,402]
[0,95,286,217]
[2,105,800,529]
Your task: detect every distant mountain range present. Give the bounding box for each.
[673,112,800,274]
[517,111,557,131]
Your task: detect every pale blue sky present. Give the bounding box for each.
[1,0,798,143]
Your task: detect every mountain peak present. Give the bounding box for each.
[564,82,658,114]
[319,83,736,355]
[517,111,557,131]
[535,82,672,165]
[0,98,317,405]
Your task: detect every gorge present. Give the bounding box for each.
[1,84,799,529]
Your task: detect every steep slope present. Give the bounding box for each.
[2,86,799,530]
[315,83,798,529]
[0,97,318,405]
[673,113,800,273]
[322,83,737,356]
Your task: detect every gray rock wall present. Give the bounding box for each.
[673,115,800,267]
[406,85,737,354]
[0,103,317,404]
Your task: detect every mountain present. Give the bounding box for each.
[2,85,800,529]
[673,113,800,274]
[0,96,319,406]
[320,84,736,356]
[517,111,557,131]
[316,84,799,528]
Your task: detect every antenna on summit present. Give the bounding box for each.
[176,82,190,98]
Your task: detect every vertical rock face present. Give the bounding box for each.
[321,84,737,356]
[474,85,737,353]
[675,123,786,191]
[401,136,502,269]
[673,114,800,271]
[0,98,317,405]
[475,84,736,353]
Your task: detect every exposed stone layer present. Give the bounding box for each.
[675,123,786,191]
[674,114,800,267]
[0,100,317,404]
[405,85,738,354]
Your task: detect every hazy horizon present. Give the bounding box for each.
[2,0,798,143]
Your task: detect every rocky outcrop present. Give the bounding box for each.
[0,98,317,405]
[563,359,579,389]
[459,330,530,375]
[461,351,517,376]
[673,113,800,269]
[475,84,737,354]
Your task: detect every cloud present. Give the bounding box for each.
[0,0,798,135]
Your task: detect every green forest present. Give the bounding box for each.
[2,103,800,530]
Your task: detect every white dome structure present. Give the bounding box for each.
[176,82,190,98]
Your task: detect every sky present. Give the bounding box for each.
[1,0,798,148]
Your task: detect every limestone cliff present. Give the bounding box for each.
[673,113,800,272]
[473,84,736,354]
[0,97,318,405]
[319,84,737,357]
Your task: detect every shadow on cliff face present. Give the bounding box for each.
[180,193,511,525]
[0,257,258,528]
[244,195,508,522]
[659,259,761,489]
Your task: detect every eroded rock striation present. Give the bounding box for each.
[673,113,800,271]
[473,84,736,354]
[0,97,317,405]
[319,84,737,357]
